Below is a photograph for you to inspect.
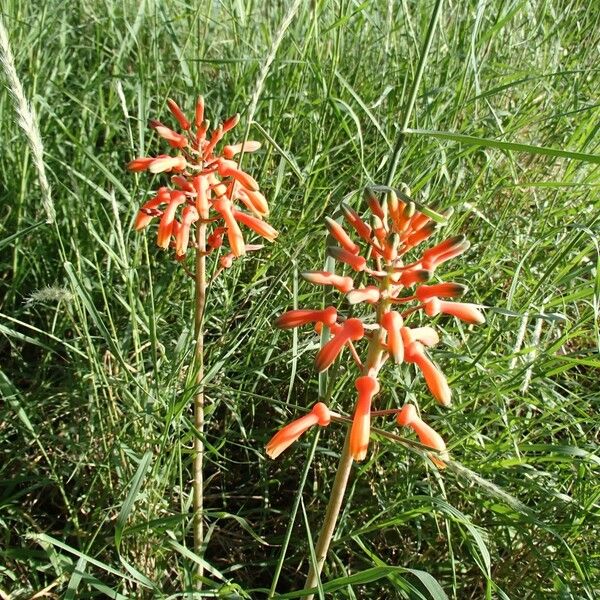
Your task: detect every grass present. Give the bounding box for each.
[1,0,599,598]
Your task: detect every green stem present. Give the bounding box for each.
[303,431,353,599]
[193,220,207,583]
[303,279,391,600]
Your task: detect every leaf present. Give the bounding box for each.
[405,129,600,164]
[276,565,448,599]
[115,450,153,551]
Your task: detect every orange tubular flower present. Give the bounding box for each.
[128,156,155,172]
[402,326,439,347]
[424,297,485,324]
[150,121,188,148]
[405,342,452,407]
[129,96,276,260]
[315,318,364,372]
[217,159,259,191]
[167,98,191,130]
[149,155,187,174]
[346,286,381,305]
[266,402,331,459]
[270,185,485,464]
[157,192,185,249]
[327,247,367,271]
[212,197,247,257]
[275,306,338,329]
[223,141,262,160]
[341,203,372,242]
[175,206,199,257]
[325,217,360,254]
[396,404,448,468]
[381,311,404,363]
[232,209,279,242]
[236,188,269,217]
[349,376,380,461]
[399,268,431,287]
[416,282,467,301]
[301,271,354,293]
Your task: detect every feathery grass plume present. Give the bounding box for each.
[0,14,54,223]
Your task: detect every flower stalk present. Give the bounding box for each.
[268,186,485,597]
[128,96,277,582]
[192,218,206,580]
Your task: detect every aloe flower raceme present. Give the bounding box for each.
[128,96,279,581]
[129,96,277,261]
[267,186,486,464]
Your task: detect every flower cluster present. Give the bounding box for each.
[267,188,485,466]
[128,97,278,266]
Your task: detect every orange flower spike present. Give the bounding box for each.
[212,196,246,257]
[128,156,155,172]
[149,155,187,174]
[223,141,262,160]
[396,404,448,468]
[346,286,381,305]
[327,247,367,272]
[301,271,354,294]
[156,192,185,249]
[424,298,485,325]
[416,282,467,301]
[217,159,260,191]
[150,121,188,149]
[325,217,360,254]
[341,203,372,242]
[315,318,364,372]
[232,209,279,242]
[381,311,404,364]
[167,98,191,130]
[266,402,331,459]
[404,341,452,407]
[349,375,380,461]
[275,306,338,329]
[175,205,199,257]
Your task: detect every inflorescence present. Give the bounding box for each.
[128,97,277,267]
[267,188,485,467]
